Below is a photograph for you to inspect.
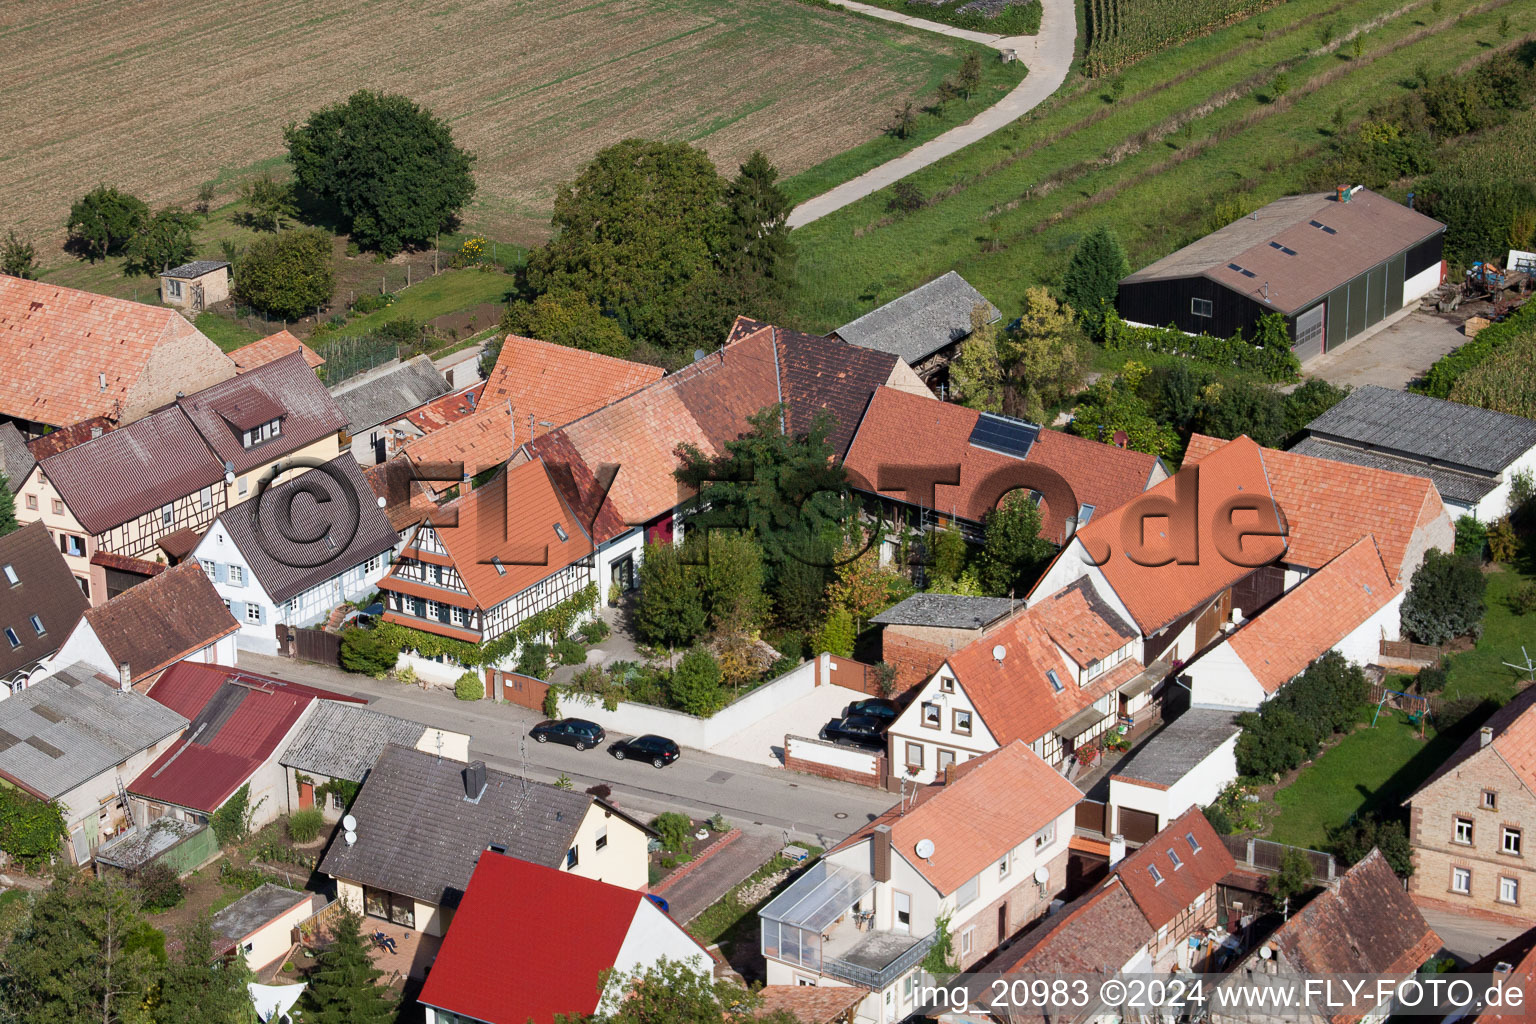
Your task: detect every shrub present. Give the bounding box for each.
[1509,582,1536,617]
[1236,651,1367,777]
[813,608,856,658]
[633,542,706,648]
[542,684,560,719]
[516,642,550,680]
[1331,814,1414,876]
[1270,847,1314,903]
[1400,549,1487,646]
[1488,518,1520,563]
[134,862,185,912]
[670,646,724,716]
[286,808,326,843]
[554,637,586,666]
[578,619,610,644]
[654,811,694,854]
[1415,664,1448,694]
[1203,802,1235,835]
[873,661,899,698]
[351,291,393,314]
[210,784,255,846]
[233,228,336,319]
[0,785,66,862]
[454,671,483,701]
[339,627,399,676]
[394,663,417,685]
[1454,515,1488,561]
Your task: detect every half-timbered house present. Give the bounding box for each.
[378,458,595,660]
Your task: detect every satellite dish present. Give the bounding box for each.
[376,496,387,508]
[914,838,936,860]
[993,644,1007,662]
[1034,865,1050,885]
[342,814,358,831]
[1259,946,1273,960]
[344,830,357,846]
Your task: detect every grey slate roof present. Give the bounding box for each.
[870,593,1015,629]
[318,744,651,908]
[833,271,999,365]
[1303,385,1536,475]
[0,663,188,799]
[213,454,399,604]
[211,883,316,947]
[280,700,427,782]
[160,260,230,280]
[0,423,34,492]
[1289,437,1498,505]
[1110,709,1240,787]
[330,355,451,435]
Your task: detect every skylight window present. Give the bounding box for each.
[2,565,15,586]
[1168,849,1184,870]
[1046,669,1064,693]
[1148,864,1164,885]
[1308,219,1338,235]
[29,615,44,636]
[1077,504,1096,526]
[491,556,506,576]
[1186,832,1202,854]
[1227,262,1258,279]
[1268,241,1298,256]
[553,523,569,542]
[4,628,18,649]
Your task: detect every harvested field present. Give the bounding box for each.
[1,0,966,256]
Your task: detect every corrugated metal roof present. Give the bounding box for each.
[0,663,188,798]
[331,355,451,435]
[212,454,399,604]
[1303,384,1536,475]
[279,700,426,782]
[1288,437,1497,504]
[834,271,999,365]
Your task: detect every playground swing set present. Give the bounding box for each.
[1371,688,1432,737]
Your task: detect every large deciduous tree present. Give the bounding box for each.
[1400,548,1487,646]
[976,490,1054,597]
[66,185,149,261]
[233,228,335,319]
[1059,225,1130,341]
[285,91,475,255]
[124,206,199,277]
[501,292,634,358]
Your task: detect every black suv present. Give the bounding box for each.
[611,734,681,768]
[844,697,899,723]
[822,714,886,748]
[530,718,606,750]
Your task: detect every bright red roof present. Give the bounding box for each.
[417,853,646,1024]
[843,387,1161,542]
[129,663,361,812]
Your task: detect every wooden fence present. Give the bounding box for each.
[1220,834,1335,882]
[277,625,343,668]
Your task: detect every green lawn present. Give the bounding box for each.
[194,312,264,353]
[327,269,516,338]
[1265,553,1536,851]
[781,0,1534,330]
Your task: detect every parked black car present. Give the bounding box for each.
[822,714,886,748]
[844,697,899,723]
[530,718,606,750]
[611,734,681,768]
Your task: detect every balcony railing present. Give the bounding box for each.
[821,928,938,990]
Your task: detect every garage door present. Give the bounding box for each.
[1118,807,1160,844]
[1293,304,1325,360]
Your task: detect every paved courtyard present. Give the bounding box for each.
[706,683,861,767]
[1304,308,1468,390]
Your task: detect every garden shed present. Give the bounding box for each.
[93,818,217,879]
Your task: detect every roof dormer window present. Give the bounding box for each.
[241,418,283,449]
[1046,669,1064,693]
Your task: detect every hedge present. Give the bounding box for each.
[1102,313,1301,382]
[369,583,597,671]
[1419,301,1536,399]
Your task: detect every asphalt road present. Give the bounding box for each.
[242,653,895,850]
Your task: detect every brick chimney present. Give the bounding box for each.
[1109,834,1127,867]
[117,661,132,694]
[872,823,892,882]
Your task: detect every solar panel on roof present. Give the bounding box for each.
[968,412,1040,460]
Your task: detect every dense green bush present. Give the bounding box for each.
[1400,548,1487,646]
[1236,652,1368,778]
[210,784,255,846]
[286,808,326,843]
[1101,312,1300,382]
[516,643,550,680]
[669,647,724,716]
[813,608,856,658]
[1454,515,1488,561]
[351,291,394,314]
[1419,302,1536,399]
[0,786,65,862]
[653,811,694,854]
[554,637,586,666]
[633,542,706,648]
[339,627,399,677]
[1330,814,1414,877]
[578,618,610,644]
[1415,663,1449,694]
[134,862,185,912]
[454,671,483,701]
[234,228,335,319]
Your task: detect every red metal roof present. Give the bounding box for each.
[129,662,361,813]
[417,852,645,1024]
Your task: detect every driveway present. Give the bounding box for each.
[1304,308,1467,390]
[786,0,1077,227]
[706,683,864,767]
[1418,905,1523,964]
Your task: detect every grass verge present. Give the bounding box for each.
[690,844,825,948]
[195,312,265,352]
[327,269,515,338]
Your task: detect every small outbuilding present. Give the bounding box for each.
[159,260,231,311]
[1118,187,1444,359]
[831,271,999,392]
[211,883,323,972]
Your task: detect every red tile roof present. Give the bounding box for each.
[1067,435,1285,634]
[381,458,593,615]
[25,418,114,458]
[844,387,1161,541]
[417,852,698,1024]
[400,381,487,433]
[1268,850,1439,1022]
[1181,433,1446,584]
[364,459,437,533]
[943,584,1142,747]
[398,403,516,496]
[772,326,900,457]
[78,562,239,684]
[1113,808,1234,929]
[1002,878,1154,976]
[754,985,868,1023]
[229,330,325,373]
[482,334,664,440]
[1225,536,1399,693]
[129,663,361,812]
[1414,683,1536,798]
[0,277,234,428]
[89,551,167,577]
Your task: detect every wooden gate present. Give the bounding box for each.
[283,626,342,668]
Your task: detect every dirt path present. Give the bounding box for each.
[786,0,1078,227]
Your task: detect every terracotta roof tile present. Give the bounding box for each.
[401,382,487,433]
[770,327,898,457]
[1113,808,1234,928]
[1414,685,1536,797]
[482,334,664,439]
[24,418,114,458]
[90,551,167,577]
[229,330,325,372]
[754,985,868,1023]
[845,387,1160,541]
[888,741,1082,895]
[79,562,239,682]
[399,405,518,496]
[1181,433,1444,584]
[365,459,438,533]
[1001,879,1154,977]
[1225,536,1400,693]
[0,277,234,428]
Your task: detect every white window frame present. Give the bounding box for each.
[1452,867,1471,894]
[1504,827,1522,856]
[229,565,245,587]
[245,603,262,624]
[450,606,465,627]
[1501,877,1519,904]
[1033,820,1056,851]
[199,559,215,576]
[1454,818,1473,845]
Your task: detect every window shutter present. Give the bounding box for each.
[215,563,228,584]
[231,600,246,620]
